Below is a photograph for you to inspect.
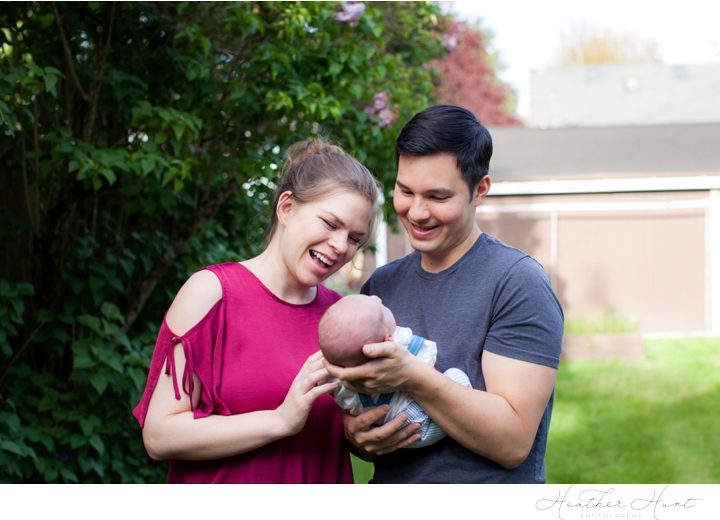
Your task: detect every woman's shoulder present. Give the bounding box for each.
[202,261,245,280]
[165,269,223,336]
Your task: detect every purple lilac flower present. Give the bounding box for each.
[364,91,397,127]
[442,21,462,52]
[377,108,397,128]
[332,2,366,27]
[443,32,459,52]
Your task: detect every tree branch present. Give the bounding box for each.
[51,2,89,102]
[82,2,117,141]
[0,321,45,389]
[32,99,41,235]
[122,178,239,331]
[20,134,34,232]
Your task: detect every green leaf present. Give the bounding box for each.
[100,302,124,322]
[79,417,95,436]
[88,435,105,456]
[39,436,55,452]
[77,315,101,333]
[89,372,108,396]
[90,459,105,478]
[43,73,58,97]
[52,327,71,343]
[4,414,21,433]
[100,167,116,185]
[70,434,86,450]
[102,351,124,374]
[16,282,33,295]
[10,297,24,318]
[1,440,24,457]
[140,158,153,176]
[26,62,43,77]
[38,13,55,29]
[37,393,57,412]
[60,467,79,483]
[72,339,96,369]
[128,367,147,391]
[171,123,184,141]
[44,467,59,482]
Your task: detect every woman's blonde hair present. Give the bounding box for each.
[268,138,381,249]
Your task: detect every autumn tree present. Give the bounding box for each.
[431,20,521,126]
[554,24,660,65]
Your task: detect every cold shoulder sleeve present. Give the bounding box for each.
[132,296,229,427]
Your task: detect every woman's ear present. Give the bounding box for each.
[276,191,295,226]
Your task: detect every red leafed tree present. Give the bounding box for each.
[432,20,521,126]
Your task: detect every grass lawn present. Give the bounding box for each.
[352,454,373,484]
[547,336,720,483]
[351,337,720,483]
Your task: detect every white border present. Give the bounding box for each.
[2,484,717,520]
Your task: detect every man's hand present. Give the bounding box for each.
[342,406,421,458]
[324,340,420,394]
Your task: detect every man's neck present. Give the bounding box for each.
[419,227,481,273]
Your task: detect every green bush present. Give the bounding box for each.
[0,1,447,482]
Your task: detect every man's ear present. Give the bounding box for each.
[276,191,295,226]
[472,176,491,207]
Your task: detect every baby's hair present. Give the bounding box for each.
[318,295,388,367]
[267,138,381,248]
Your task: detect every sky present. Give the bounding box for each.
[446,0,720,118]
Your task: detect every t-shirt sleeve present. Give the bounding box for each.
[131,298,227,428]
[483,256,564,369]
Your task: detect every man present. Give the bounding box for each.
[324,105,564,483]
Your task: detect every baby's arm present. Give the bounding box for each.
[334,383,364,416]
[390,368,472,449]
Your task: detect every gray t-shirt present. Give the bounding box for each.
[361,233,563,483]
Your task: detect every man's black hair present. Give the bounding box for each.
[396,105,493,194]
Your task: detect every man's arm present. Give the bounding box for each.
[409,350,556,468]
[326,344,557,468]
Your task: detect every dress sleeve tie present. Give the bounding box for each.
[164,336,195,402]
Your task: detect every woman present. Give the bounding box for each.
[132,138,380,483]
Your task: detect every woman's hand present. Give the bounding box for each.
[342,407,421,458]
[275,351,339,437]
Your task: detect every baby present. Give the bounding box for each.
[318,294,470,448]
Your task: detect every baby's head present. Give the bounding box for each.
[318,294,396,367]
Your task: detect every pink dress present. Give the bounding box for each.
[132,262,353,483]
